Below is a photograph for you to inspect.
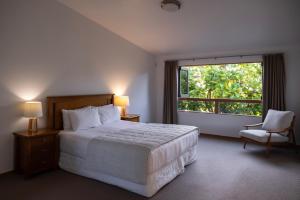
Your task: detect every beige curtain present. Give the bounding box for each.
[163,60,178,124]
[262,54,286,119]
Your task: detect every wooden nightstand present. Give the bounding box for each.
[13,129,59,177]
[121,114,140,122]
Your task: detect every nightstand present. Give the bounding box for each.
[13,129,59,177]
[121,114,140,122]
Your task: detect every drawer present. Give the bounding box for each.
[30,136,54,150]
[31,148,54,171]
[31,158,52,172]
[32,148,53,159]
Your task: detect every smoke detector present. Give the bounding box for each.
[161,0,181,12]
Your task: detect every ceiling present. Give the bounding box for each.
[58,0,300,55]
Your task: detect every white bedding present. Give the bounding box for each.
[59,120,199,197]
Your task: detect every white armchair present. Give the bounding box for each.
[240,109,296,155]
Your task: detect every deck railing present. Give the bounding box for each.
[178,97,262,114]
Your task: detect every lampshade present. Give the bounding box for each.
[114,96,130,107]
[24,101,43,118]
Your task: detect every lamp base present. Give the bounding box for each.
[121,107,127,117]
[28,118,38,134]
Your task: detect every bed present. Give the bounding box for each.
[47,94,199,197]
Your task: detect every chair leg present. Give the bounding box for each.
[293,143,298,154]
[243,141,247,149]
[292,139,298,154]
[291,130,298,154]
[266,142,272,156]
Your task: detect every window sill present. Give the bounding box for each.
[177,110,262,118]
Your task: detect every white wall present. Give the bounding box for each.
[155,45,300,142]
[178,112,262,137]
[0,0,155,174]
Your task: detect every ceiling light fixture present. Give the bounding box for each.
[161,0,181,12]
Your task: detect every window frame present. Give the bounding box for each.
[178,67,189,97]
[177,61,263,117]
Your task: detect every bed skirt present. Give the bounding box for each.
[59,145,198,197]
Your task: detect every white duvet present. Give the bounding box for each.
[59,120,199,194]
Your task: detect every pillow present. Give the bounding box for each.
[68,106,102,131]
[98,104,120,124]
[62,109,72,130]
[62,106,91,130]
[262,109,294,135]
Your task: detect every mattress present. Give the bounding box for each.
[59,120,199,197]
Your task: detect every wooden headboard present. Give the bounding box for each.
[47,94,114,130]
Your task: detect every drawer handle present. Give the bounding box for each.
[42,138,48,143]
[41,161,47,165]
[41,149,49,152]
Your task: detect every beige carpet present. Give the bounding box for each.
[1,136,300,200]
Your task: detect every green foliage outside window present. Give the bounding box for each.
[178,63,263,116]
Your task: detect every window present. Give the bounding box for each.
[178,62,262,116]
[178,67,189,97]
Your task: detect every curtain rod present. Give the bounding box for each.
[178,53,263,62]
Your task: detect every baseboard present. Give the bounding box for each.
[1,132,298,177]
[200,132,300,148]
[200,132,242,142]
[0,170,13,176]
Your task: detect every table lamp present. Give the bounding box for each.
[24,101,43,132]
[114,96,130,116]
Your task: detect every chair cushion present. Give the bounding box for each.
[240,129,289,143]
[262,109,294,135]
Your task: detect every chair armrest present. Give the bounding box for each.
[244,123,263,130]
[266,127,290,134]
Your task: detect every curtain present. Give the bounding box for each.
[163,60,178,124]
[262,54,286,119]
